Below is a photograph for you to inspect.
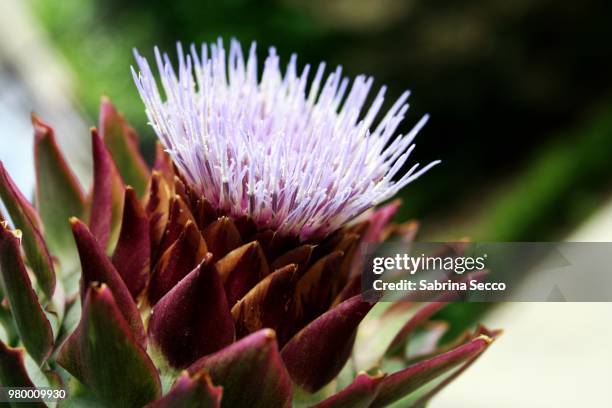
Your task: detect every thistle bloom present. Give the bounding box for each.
[132,39,439,240]
[0,39,497,408]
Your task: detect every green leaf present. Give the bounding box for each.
[111,186,150,299]
[0,340,46,408]
[89,129,125,253]
[281,294,377,393]
[57,284,161,407]
[385,302,448,357]
[0,162,56,299]
[0,304,18,345]
[188,329,292,408]
[312,373,386,408]
[33,114,85,278]
[370,334,495,407]
[99,97,150,197]
[70,218,146,347]
[148,260,234,369]
[395,326,502,407]
[0,222,53,364]
[146,371,222,408]
[353,303,413,371]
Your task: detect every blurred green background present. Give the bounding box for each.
[24,0,612,242]
[1,3,610,405]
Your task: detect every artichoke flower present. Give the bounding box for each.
[0,39,498,407]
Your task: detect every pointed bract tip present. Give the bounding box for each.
[30,113,52,138]
[10,229,22,240]
[475,334,494,345]
[262,328,277,340]
[356,370,386,380]
[99,96,117,118]
[199,251,214,267]
[88,281,108,294]
[0,221,21,240]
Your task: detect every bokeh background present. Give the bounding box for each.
[1,0,611,406]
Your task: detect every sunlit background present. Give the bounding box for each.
[1,0,611,406]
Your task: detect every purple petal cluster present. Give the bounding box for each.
[132,39,439,240]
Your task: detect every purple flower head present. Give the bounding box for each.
[132,39,439,240]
